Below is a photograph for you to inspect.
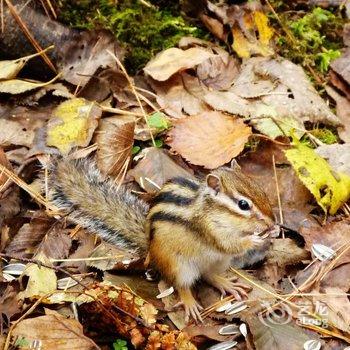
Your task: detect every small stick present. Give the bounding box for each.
[272,155,284,235]
[107,50,156,147]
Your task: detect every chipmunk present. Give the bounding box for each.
[48,158,276,322]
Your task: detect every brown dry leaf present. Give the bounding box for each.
[37,226,72,260]
[330,48,350,86]
[87,242,135,271]
[60,228,96,273]
[0,118,43,148]
[196,50,239,90]
[317,287,350,332]
[316,144,350,177]
[205,57,339,136]
[0,281,21,321]
[144,47,215,81]
[96,116,135,177]
[4,218,53,257]
[300,219,350,254]
[244,314,316,350]
[0,189,21,227]
[167,111,252,169]
[149,73,210,118]
[12,310,99,349]
[325,86,350,142]
[0,147,12,187]
[128,147,193,192]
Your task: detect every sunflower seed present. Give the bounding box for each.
[215,301,233,312]
[303,339,321,350]
[156,286,174,299]
[57,277,78,289]
[218,324,239,335]
[208,340,238,350]
[311,243,335,261]
[225,301,248,315]
[3,263,26,276]
[2,273,16,281]
[239,323,247,337]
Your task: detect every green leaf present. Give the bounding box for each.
[154,139,163,148]
[285,137,350,215]
[147,112,170,131]
[113,339,128,350]
[132,145,141,155]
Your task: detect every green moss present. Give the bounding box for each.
[301,128,338,147]
[272,7,344,75]
[57,0,204,73]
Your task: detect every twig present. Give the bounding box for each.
[272,154,284,229]
[0,252,89,288]
[252,134,290,146]
[4,0,56,72]
[106,50,156,147]
[0,163,58,213]
[4,293,55,350]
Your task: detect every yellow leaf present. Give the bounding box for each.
[232,24,251,58]
[254,11,274,46]
[18,253,57,300]
[0,74,60,94]
[231,10,274,58]
[46,98,101,154]
[285,140,350,215]
[0,46,53,80]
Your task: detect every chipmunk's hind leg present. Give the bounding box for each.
[174,288,203,323]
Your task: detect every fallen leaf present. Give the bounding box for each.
[167,111,252,169]
[4,218,53,257]
[317,287,350,332]
[315,144,350,177]
[231,11,274,58]
[46,98,102,154]
[149,73,210,118]
[18,252,57,300]
[0,148,12,187]
[144,47,215,81]
[0,48,53,80]
[0,119,37,148]
[128,147,193,192]
[244,314,317,350]
[87,242,134,271]
[0,281,21,321]
[0,75,59,94]
[325,86,350,143]
[330,48,350,86]
[285,139,350,215]
[12,310,98,349]
[96,116,135,177]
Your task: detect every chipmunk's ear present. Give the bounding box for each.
[230,159,241,169]
[206,174,221,193]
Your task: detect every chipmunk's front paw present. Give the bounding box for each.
[205,274,251,300]
[175,288,203,323]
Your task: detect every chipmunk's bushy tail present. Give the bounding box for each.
[48,158,149,254]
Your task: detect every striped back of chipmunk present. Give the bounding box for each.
[146,177,203,241]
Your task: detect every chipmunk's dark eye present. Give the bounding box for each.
[238,199,250,211]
